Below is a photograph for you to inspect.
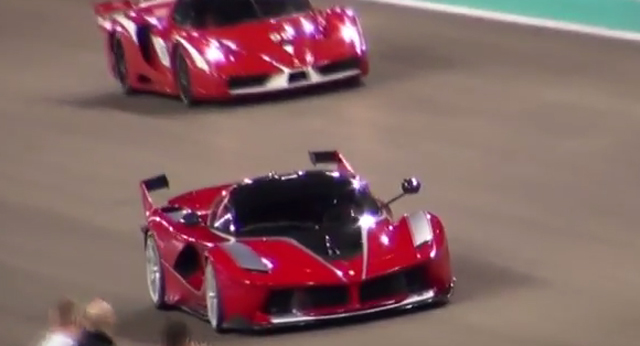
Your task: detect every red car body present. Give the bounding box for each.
[139,150,454,332]
[93,0,369,105]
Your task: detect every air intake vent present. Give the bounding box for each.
[288,71,308,84]
[359,265,429,304]
[263,285,350,314]
[227,74,270,89]
[317,57,361,75]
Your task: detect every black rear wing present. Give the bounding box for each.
[308,150,355,174]
[140,174,169,217]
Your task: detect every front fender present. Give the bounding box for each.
[172,36,211,73]
[171,35,227,97]
[204,246,270,323]
[407,211,453,292]
[325,6,367,54]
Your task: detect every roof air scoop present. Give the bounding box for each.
[181,211,202,227]
[161,205,202,227]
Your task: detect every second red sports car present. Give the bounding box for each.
[94,0,369,106]
[139,150,454,332]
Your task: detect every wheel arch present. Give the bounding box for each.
[141,224,150,245]
[170,38,209,74]
[173,242,202,279]
[108,31,118,52]
[170,42,182,70]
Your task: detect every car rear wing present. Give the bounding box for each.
[140,174,169,217]
[308,150,355,175]
[93,0,133,30]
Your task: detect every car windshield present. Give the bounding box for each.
[228,171,381,233]
[195,0,312,27]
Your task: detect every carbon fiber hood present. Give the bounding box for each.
[238,222,363,261]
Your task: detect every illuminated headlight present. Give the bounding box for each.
[205,41,224,62]
[340,22,363,53]
[340,22,359,43]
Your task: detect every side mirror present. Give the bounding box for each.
[401,177,421,194]
[383,177,422,207]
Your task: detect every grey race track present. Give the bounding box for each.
[1,0,640,345]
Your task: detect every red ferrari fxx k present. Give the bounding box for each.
[139,150,454,332]
[93,0,369,106]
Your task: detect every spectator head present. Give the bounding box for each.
[48,297,78,329]
[82,298,116,335]
[161,319,191,346]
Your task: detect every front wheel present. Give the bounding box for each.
[174,51,196,107]
[112,38,134,95]
[205,262,227,332]
[145,234,168,309]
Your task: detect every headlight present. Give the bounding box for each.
[407,212,434,247]
[340,22,359,43]
[222,242,272,273]
[340,22,363,53]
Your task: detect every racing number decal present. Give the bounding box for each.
[151,36,171,67]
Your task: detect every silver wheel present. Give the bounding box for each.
[205,263,219,329]
[146,237,161,304]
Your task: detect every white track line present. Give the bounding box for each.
[364,0,640,43]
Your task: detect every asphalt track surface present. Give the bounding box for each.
[2,0,640,345]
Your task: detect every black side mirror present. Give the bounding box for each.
[384,177,422,207]
[401,177,421,194]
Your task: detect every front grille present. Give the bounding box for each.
[288,71,309,84]
[316,57,361,75]
[227,74,269,90]
[263,285,350,315]
[359,265,429,304]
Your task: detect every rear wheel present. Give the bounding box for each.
[112,38,134,95]
[145,234,168,309]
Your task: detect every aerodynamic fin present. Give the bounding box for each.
[308,150,355,175]
[140,174,169,217]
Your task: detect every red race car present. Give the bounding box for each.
[93,0,369,106]
[139,150,454,332]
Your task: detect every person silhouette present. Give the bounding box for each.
[39,297,80,346]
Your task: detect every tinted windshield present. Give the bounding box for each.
[195,0,312,27]
[228,172,381,232]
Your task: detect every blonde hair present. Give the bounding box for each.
[82,299,116,334]
[49,297,78,328]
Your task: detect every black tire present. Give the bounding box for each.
[112,38,134,95]
[145,234,169,310]
[174,50,196,107]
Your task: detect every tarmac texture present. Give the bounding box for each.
[1,0,640,345]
